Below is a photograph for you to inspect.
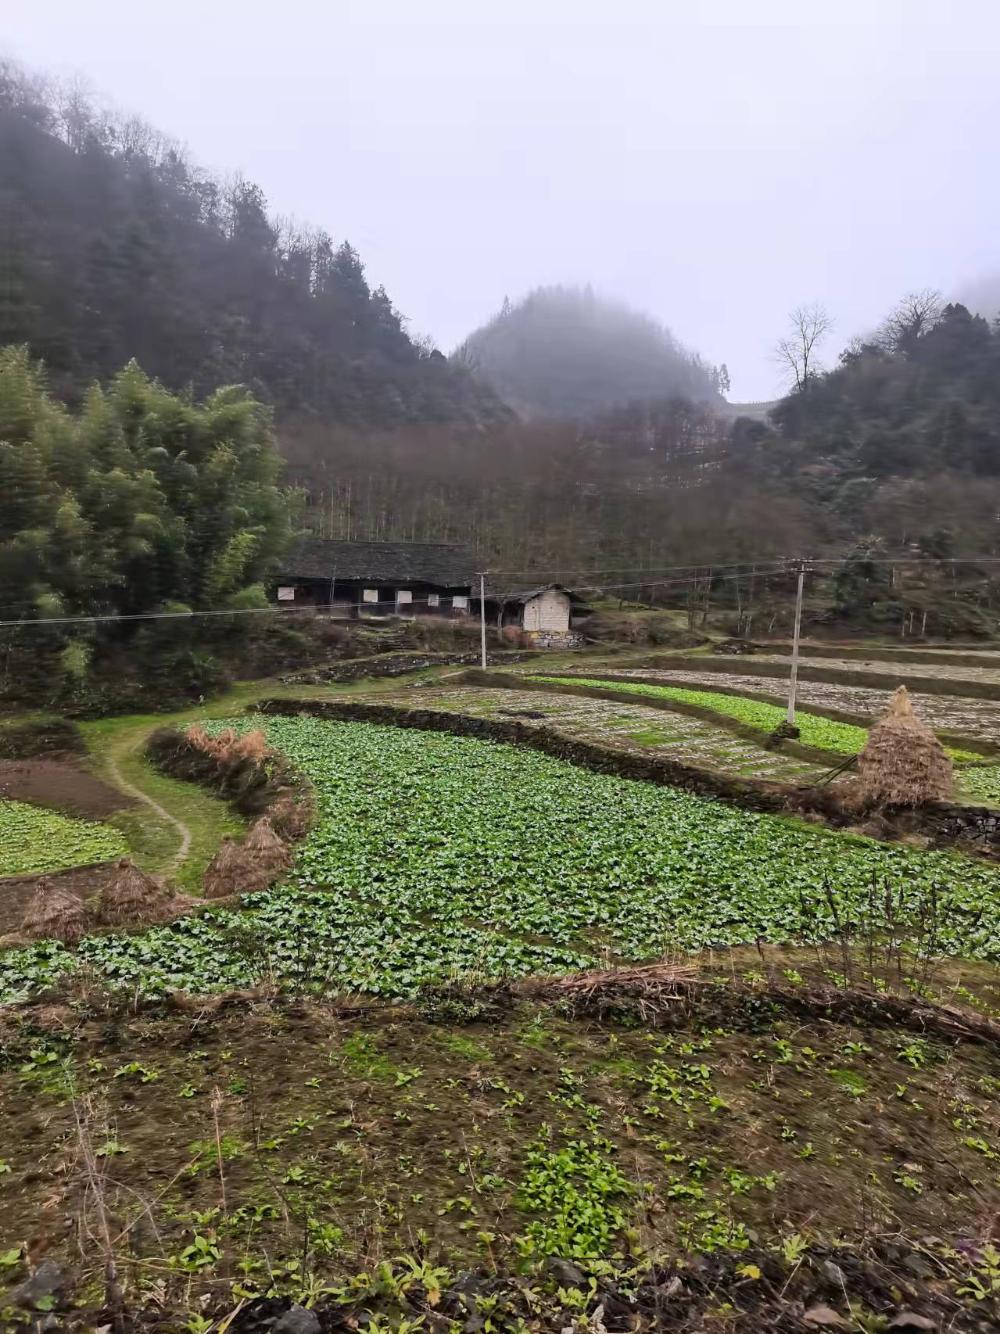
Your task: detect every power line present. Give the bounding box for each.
[491,555,1000,576]
[489,559,786,577]
[4,553,1000,630]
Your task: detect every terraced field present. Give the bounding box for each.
[0,799,126,877]
[7,713,1000,1005]
[530,675,983,761]
[380,685,828,781]
[598,667,1000,740]
[747,653,1000,688]
[7,704,1000,1330]
[3,987,1000,1330]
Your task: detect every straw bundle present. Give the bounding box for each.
[21,880,88,942]
[854,685,953,807]
[98,857,180,925]
[202,834,274,899]
[242,816,291,873]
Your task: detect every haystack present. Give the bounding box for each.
[21,880,88,942]
[98,857,181,925]
[854,685,953,808]
[242,816,291,873]
[202,834,274,899]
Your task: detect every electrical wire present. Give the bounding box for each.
[3,553,1000,630]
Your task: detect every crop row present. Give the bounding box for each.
[530,676,978,760]
[4,716,1000,1005]
[0,799,126,878]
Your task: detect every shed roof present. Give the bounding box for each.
[482,582,589,606]
[281,538,476,586]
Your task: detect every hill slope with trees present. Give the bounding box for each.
[455,286,724,418]
[0,60,508,431]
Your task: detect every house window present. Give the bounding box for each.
[362,588,378,603]
[452,595,469,610]
[427,593,440,608]
[396,589,413,605]
[277,586,295,601]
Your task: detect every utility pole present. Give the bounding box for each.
[477,571,488,669]
[786,559,808,727]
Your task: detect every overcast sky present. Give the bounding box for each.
[4,0,999,398]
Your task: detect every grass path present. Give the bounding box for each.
[70,663,515,889]
[104,738,192,870]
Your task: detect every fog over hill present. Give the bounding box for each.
[454,286,724,420]
[957,274,1000,322]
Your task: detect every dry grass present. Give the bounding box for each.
[21,880,89,942]
[242,816,291,873]
[202,834,274,899]
[853,685,953,808]
[98,857,183,926]
[184,724,269,763]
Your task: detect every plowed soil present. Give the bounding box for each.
[0,758,133,820]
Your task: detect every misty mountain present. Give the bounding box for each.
[454,286,722,419]
[956,274,1000,322]
[0,60,508,431]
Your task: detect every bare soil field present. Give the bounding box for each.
[751,653,1000,688]
[0,757,133,820]
[3,972,1000,1331]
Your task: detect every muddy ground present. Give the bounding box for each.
[0,757,133,820]
[2,964,1000,1330]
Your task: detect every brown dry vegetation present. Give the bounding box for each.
[97,857,184,926]
[19,880,88,943]
[854,685,954,807]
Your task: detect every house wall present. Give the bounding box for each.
[274,579,472,617]
[522,588,571,634]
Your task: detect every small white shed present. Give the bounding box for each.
[520,586,573,634]
[486,583,588,645]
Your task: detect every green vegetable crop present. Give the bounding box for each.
[0,800,125,878]
[2,716,998,1005]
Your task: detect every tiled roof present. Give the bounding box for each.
[281,538,476,586]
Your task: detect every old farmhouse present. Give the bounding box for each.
[274,538,476,617]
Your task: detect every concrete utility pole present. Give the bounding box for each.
[477,571,488,669]
[786,560,808,727]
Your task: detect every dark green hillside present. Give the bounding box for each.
[0,62,508,431]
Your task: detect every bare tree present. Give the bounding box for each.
[876,289,943,355]
[774,303,833,391]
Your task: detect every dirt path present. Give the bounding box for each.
[106,741,192,870]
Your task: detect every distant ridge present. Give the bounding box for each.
[717,399,778,421]
[455,285,723,419]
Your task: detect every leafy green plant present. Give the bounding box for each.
[516,1128,633,1261]
[0,800,125,877]
[7,714,1000,1004]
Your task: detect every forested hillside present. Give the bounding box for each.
[0,61,508,430]
[752,298,1000,551]
[4,55,1000,669]
[455,286,724,418]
